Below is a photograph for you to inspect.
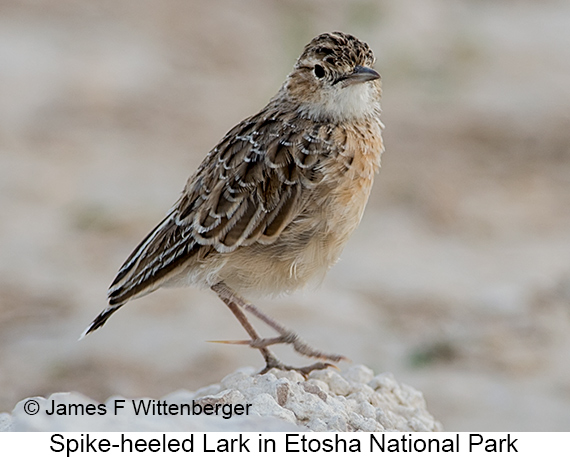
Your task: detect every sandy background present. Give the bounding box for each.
[1,0,569,431]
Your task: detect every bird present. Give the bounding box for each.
[82,31,384,374]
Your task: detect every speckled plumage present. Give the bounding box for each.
[83,32,384,372]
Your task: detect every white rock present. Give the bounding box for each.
[0,364,442,432]
[344,364,375,384]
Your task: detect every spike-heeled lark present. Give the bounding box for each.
[82,32,384,374]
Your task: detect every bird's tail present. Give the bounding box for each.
[78,304,124,340]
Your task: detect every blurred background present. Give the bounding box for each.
[1,0,569,431]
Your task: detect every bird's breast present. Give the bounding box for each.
[214,118,384,297]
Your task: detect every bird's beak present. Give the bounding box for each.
[335,65,381,86]
[351,65,381,82]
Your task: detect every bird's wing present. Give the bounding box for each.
[106,109,342,307]
[176,113,334,250]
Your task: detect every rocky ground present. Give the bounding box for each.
[1,365,442,432]
[1,0,569,430]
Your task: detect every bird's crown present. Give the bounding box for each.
[296,31,376,77]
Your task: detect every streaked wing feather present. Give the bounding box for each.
[108,217,201,304]
[178,111,331,251]
[107,109,337,304]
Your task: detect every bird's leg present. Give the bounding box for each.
[211,291,285,372]
[211,282,346,373]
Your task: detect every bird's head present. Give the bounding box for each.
[283,31,382,123]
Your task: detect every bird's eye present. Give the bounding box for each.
[313,64,325,79]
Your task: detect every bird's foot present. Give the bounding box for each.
[210,331,347,363]
[260,353,336,377]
